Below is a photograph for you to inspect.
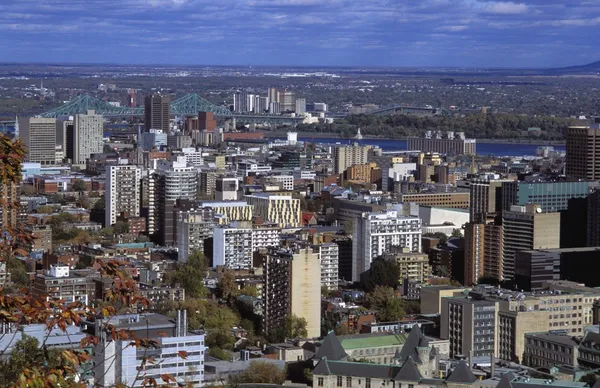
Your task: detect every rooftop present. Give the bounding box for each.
[338,333,407,350]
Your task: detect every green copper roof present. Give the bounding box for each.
[340,334,407,350]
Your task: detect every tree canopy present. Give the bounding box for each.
[362,258,401,292]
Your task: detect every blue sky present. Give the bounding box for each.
[1,0,599,68]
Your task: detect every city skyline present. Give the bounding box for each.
[1,0,600,68]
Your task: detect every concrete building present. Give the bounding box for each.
[144,95,171,132]
[216,176,239,201]
[245,193,300,228]
[320,243,339,291]
[578,331,600,369]
[0,181,18,229]
[26,224,52,252]
[333,143,372,175]
[213,225,253,270]
[32,265,95,305]
[167,134,193,149]
[252,224,281,252]
[141,129,168,151]
[279,90,296,112]
[18,117,56,164]
[420,286,469,315]
[408,131,476,155]
[523,332,579,368]
[502,204,560,281]
[502,181,593,213]
[198,200,253,224]
[441,296,498,358]
[469,178,514,221]
[69,110,104,165]
[92,313,205,387]
[295,98,306,114]
[382,247,431,284]
[566,118,600,180]
[400,191,470,209]
[177,208,216,263]
[199,170,217,199]
[464,221,503,285]
[263,247,321,338]
[498,310,549,363]
[173,147,203,167]
[105,165,142,226]
[353,210,422,282]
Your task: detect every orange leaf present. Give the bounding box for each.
[177,350,188,359]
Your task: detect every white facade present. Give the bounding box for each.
[419,206,470,228]
[213,226,253,270]
[216,177,239,201]
[238,160,272,176]
[142,129,168,151]
[73,110,104,165]
[177,148,204,167]
[287,132,298,146]
[352,211,422,282]
[268,175,294,191]
[389,163,417,181]
[252,225,281,252]
[320,243,339,290]
[293,170,316,180]
[105,165,142,226]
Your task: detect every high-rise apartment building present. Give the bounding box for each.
[566,117,600,180]
[279,90,296,112]
[295,98,306,114]
[319,243,339,291]
[502,204,560,281]
[69,110,104,165]
[464,221,503,285]
[233,91,248,113]
[382,247,431,284]
[254,96,269,114]
[105,165,142,227]
[267,88,280,105]
[214,226,253,270]
[245,193,300,228]
[18,117,56,164]
[177,208,216,263]
[353,210,422,282]
[144,95,171,132]
[469,179,514,221]
[501,180,593,213]
[333,143,372,175]
[263,247,321,338]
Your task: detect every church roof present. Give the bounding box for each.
[393,356,423,382]
[395,325,428,364]
[445,361,478,384]
[314,331,349,361]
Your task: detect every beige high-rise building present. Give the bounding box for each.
[464,221,503,285]
[245,193,300,228]
[498,310,549,363]
[502,204,560,281]
[566,118,600,180]
[18,117,56,164]
[144,95,171,132]
[382,247,431,284]
[333,143,372,175]
[105,165,142,227]
[263,247,321,339]
[71,110,104,165]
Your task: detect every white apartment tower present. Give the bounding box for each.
[320,243,339,290]
[105,165,142,226]
[214,226,253,270]
[72,110,104,165]
[352,210,422,282]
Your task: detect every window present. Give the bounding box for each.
[347,377,352,387]
[318,378,324,387]
[338,376,343,387]
[366,378,371,388]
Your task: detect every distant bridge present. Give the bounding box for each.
[362,105,445,116]
[37,93,303,125]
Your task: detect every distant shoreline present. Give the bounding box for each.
[264,131,565,145]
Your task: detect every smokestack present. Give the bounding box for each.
[183,309,187,336]
[490,353,495,377]
[468,350,473,370]
[176,310,181,337]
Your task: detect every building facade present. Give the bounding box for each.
[19,117,56,164]
[144,95,171,132]
[320,243,339,291]
[333,144,372,175]
[106,165,142,226]
[245,193,300,228]
[71,110,104,165]
[566,119,600,180]
[213,226,253,270]
[501,181,592,213]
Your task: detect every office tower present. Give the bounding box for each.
[333,143,372,175]
[245,94,255,113]
[502,204,560,281]
[441,296,498,358]
[177,207,216,263]
[280,90,296,112]
[233,91,248,113]
[199,171,217,199]
[501,180,592,213]
[269,101,281,114]
[295,98,306,114]
[399,191,470,209]
[470,179,513,221]
[67,110,104,165]
[147,157,197,245]
[263,247,321,338]
[215,176,239,201]
[141,129,168,151]
[173,147,203,167]
[105,165,142,227]
[319,243,339,291]
[566,117,600,180]
[407,131,476,155]
[167,134,193,149]
[93,313,205,387]
[245,193,300,228]
[464,221,503,285]
[18,117,56,164]
[198,112,216,131]
[267,88,280,104]
[254,96,268,113]
[588,190,600,246]
[56,118,72,153]
[144,95,170,132]
[353,210,422,282]
[214,226,253,270]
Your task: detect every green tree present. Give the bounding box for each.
[365,285,396,309]
[240,286,258,297]
[362,259,401,292]
[37,205,54,214]
[0,335,63,383]
[168,251,208,299]
[113,220,129,234]
[72,179,87,192]
[377,298,405,322]
[451,228,463,238]
[218,270,239,303]
[233,361,286,385]
[285,314,308,339]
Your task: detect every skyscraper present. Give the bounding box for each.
[105,165,142,227]
[566,117,600,180]
[501,180,592,213]
[69,110,104,165]
[295,98,306,114]
[279,90,296,112]
[469,178,513,222]
[18,117,56,165]
[464,221,503,285]
[333,143,372,175]
[144,95,171,132]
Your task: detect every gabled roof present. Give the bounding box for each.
[313,358,398,379]
[393,356,423,382]
[313,358,332,375]
[395,325,427,364]
[496,371,518,388]
[314,331,349,361]
[445,361,478,384]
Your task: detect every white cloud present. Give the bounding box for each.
[483,1,529,15]
[438,25,469,31]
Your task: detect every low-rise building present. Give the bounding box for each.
[523,332,580,368]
